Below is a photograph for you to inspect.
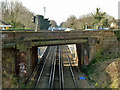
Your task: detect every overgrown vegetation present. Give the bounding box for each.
[81,46,119,88]
[3,71,25,88]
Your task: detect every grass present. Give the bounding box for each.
[81,46,119,88]
[7,28,32,31]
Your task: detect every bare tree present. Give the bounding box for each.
[62,15,78,29]
[49,20,57,27]
[0,0,35,29]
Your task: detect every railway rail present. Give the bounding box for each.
[24,45,91,89]
[49,46,64,89]
[66,46,78,88]
[24,46,51,88]
[48,46,57,88]
[35,46,56,88]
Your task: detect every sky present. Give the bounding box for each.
[3,0,120,25]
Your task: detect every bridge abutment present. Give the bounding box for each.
[31,46,38,71]
[16,45,38,82]
[76,44,89,69]
[2,43,38,84]
[76,44,82,69]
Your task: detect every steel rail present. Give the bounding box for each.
[33,46,52,88]
[48,46,56,88]
[65,46,78,88]
[60,46,64,89]
[25,64,39,85]
[24,46,49,87]
[48,46,57,89]
[59,46,62,89]
[67,46,94,88]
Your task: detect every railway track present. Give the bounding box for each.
[24,45,92,89]
[49,46,64,89]
[24,46,51,88]
[35,46,57,88]
[61,46,78,88]
[58,46,64,89]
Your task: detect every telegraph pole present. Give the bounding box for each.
[32,15,38,31]
[44,7,46,18]
[35,15,38,31]
[85,23,87,29]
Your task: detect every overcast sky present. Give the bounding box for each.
[4,0,120,25]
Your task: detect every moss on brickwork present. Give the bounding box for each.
[114,30,120,40]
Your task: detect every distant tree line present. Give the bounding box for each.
[60,8,117,29]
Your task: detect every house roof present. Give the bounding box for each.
[0,20,9,25]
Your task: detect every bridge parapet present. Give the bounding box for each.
[1,30,118,50]
[2,31,87,48]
